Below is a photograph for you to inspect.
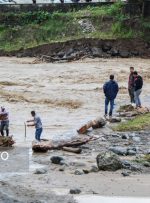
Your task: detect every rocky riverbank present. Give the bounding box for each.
[1,38,150,62]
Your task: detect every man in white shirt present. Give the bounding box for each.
[0,107,9,136]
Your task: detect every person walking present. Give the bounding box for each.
[133,71,143,108]
[103,75,119,119]
[128,66,135,104]
[0,106,9,136]
[27,111,43,142]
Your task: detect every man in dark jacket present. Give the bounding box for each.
[103,75,119,118]
[128,66,135,104]
[133,71,143,108]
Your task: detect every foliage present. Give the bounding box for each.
[0,2,148,51]
[114,113,150,132]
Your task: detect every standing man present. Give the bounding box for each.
[133,71,143,108]
[0,107,9,136]
[27,111,43,142]
[103,75,119,119]
[128,67,135,104]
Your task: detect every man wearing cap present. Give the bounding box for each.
[0,107,9,136]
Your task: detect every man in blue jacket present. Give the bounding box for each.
[103,75,119,119]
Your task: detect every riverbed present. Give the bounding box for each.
[0,57,150,202]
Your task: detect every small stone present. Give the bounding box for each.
[121,160,131,168]
[121,171,130,177]
[34,168,47,174]
[143,162,150,167]
[51,156,64,165]
[132,137,141,142]
[90,165,99,173]
[109,146,127,156]
[70,189,81,194]
[112,134,120,138]
[127,150,136,156]
[82,169,90,174]
[74,169,84,175]
[59,166,65,171]
[122,134,128,139]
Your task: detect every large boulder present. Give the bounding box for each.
[96,151,122,171]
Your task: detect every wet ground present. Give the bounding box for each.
[0,57,150,202]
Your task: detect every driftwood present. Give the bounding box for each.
[62,146,82,154]
[77,117,106,134]
[32,136,99,153]
[118,105,150,117]
[38,53,83,63]
[0,136,15,147]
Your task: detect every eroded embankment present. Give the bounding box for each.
[0,38,150,62]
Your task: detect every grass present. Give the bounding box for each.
[0,2,149,52]
[114,113,150,132]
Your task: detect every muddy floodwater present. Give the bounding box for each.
[0,57,150,202]
[0,57,150,144]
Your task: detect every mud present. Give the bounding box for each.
[1,38,150,59]
[0,57,150,202]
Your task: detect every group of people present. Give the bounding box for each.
[0,66,143,142]
[103,66,143,119]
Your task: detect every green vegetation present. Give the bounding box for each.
[114,113,150,132]
[0,2,149,51]
[134,154,150,166]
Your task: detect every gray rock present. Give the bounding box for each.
[74,169,84,175]
[131,50,139,56]
[122,134,129,139]
[82,169,90,174]
[121,171,130,177]
[65,48,74,56]
[70,189,81,194]
[111,48,119,56]
[112,134,120,138]
[51,156,64,165]
[57,51,65,58]
[127,150,136,156]
[119,50,130,58]
[109,146,127,156]
[59,166,65,171]
[102,44,111,52]
[90,165,99,173]
[91,47,103,57]
[34,168,47,174]
[143,162,150,167]
[70,161,86,167]
[96,151,122,171]
[109,118,121,123]
[132,137,141,142]
[121,160,131,168]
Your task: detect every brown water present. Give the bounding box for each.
[0,57,150,146]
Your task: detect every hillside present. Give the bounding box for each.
[0,2,149,54]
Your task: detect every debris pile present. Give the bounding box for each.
[0,136,15,147]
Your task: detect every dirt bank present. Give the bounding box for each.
[0,38,150,60]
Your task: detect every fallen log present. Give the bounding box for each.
[62,146,82,154]
[32,135,99,153]
[77,117,106,134]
